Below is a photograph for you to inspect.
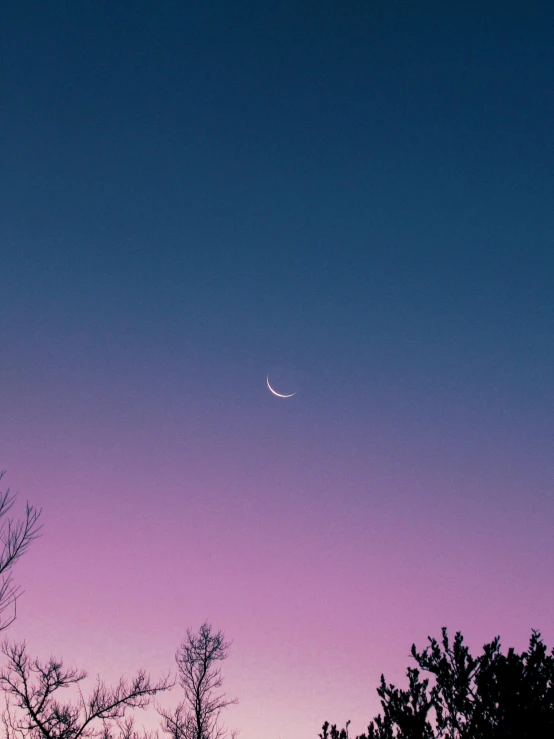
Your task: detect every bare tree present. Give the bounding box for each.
[158,623,237,739]
[0,472,42,631]
[0,640,173,739]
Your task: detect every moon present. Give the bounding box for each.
[266,375,296,398]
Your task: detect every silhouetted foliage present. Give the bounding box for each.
[0,472,42,631]
[0,640,173,739]
[319,719,350,739]
[322,628,554,739]
[158,623,237,739]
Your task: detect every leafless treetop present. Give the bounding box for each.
[0,471,42,631]
[0,640,173,739]
[159,623,237,739]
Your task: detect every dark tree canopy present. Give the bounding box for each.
[322,628,554,739]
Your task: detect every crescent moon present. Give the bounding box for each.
[266,376,296,398]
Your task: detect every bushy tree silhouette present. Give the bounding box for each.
[0,641,173,739]
[158,623,237,739]
[0,471,42,631]
[322,628,554,739]
[319,719,350,739]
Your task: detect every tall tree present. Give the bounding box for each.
[322,628,554,739]
[0,471,42,631]
[159,623,237,739]
[0,640,173,739]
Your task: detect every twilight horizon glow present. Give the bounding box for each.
[1,3,553,738]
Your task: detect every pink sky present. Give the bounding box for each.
[3,381,553,738]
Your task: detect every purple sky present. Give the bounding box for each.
[1,2,554,738]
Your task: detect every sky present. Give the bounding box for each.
[1,1,553,737]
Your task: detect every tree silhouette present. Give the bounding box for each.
[319,719,350,739]
[158,623,237,739]
[0,640,173,739]
[0,472,42,631]
[322,628,554,739]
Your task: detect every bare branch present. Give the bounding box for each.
[0,471,43,632]
[0,641,172,739]
[159,623,237,739]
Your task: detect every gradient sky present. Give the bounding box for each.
[1,2,553,738]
